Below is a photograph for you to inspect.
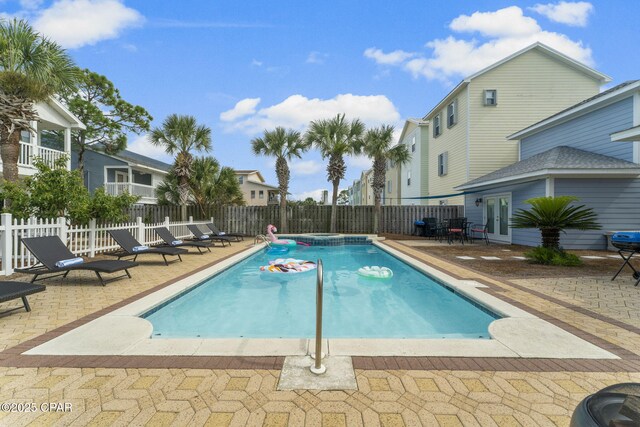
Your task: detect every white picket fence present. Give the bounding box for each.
[0,213,214,276]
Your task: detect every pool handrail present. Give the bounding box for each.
[310,259,326,375]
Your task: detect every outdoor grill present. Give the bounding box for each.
[611,232,640,286]
[611,231,640,251]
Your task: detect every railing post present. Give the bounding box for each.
[188,216,193,224]
[57,216,68,245]
[136,216,145,244]
[164,216,170,228]
[310,259,326,375]
[88,218,97,258]
[1,213,13,276]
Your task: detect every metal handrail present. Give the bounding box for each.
[254,235,271,246]
[310,259,326,374]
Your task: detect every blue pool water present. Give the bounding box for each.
[143,245,499,339]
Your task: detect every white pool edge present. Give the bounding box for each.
[25,240,618,359]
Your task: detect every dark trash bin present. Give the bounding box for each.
[570,383,640,427]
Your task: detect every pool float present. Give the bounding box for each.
[357,266,393,279]
[297,241,311,247]
[260,258,317,273]
[267,246,289,255]
[266,224,297,247]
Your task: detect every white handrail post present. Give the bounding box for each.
[136,216,145,244]
[188,216,193,224]
[88,218,97,258]
[164,216,170,228]
[58,216,68,245]
[1,213,13,276]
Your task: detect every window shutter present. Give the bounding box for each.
[443,152,448,175]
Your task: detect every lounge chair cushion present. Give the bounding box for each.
[171,240,183,246]
[132,245,149,252]
[54,257,84,268]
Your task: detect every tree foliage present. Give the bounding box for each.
[0,157,139,224]
[304,114,365,232]
[510,196,601,250]
[150,114,212,206]
[156,156,244,212]
[361,125,411,233]
[337,189,349,205]
[0,19,79,183]
[251,127,310,232]
[60,68,152,179]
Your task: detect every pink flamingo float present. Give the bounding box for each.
[266,225,309,247]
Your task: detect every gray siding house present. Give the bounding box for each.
[71,148,171,205]
[457,81,640,249]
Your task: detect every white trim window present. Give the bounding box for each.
[251,190,256,199]
[484,90,497,106]
[411,135,416,152]
[387,180,392,193]
[438,152,448,176]
[433,114,442,137]
[238,176,244,184]
[259,190,264,199]
[407,170,411,186]
[447,99,458,127]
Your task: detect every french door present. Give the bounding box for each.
[484,193,511,243]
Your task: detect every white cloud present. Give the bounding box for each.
[19,0,44,9]
[221,93,401,135]
[32,0,144,49]
[306,51,328,64]
[251,59,263,67]
[364,48,415,65]
[219,98,261,122]
[530,1,593,27]
[126,134,173,164]
[364,6,593,82]
[347,155,373,170]
[292,188,326,202]
[450,6,540,37]
[290,160,323,176]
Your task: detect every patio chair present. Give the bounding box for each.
[447,218,466,245]
[154,227,211,254]
[108,230,187,265]
[205,222,244,241]
[0,281,46,316]
[16,236,138,286]
[469,221,490,245]
[186,224,232,246]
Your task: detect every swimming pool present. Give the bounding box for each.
[143,244,499,339]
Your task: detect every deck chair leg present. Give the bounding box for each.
[21,296,31,312]
[178,254,183,262]
[162,254,168,266]
[133,255,138,262]
[62,271,70,279]
[95,271,106,286]
[30,274,38,284]
[206,246,211,252]
[125,269,132,279]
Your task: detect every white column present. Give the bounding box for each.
[64,128,72,170]
[1,213,13,276]
[32,121,40,165]
[545,177,555,197]
[136,217,145,244]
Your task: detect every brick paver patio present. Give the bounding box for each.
[0,239,638,426]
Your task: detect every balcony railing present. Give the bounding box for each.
[17,142,66,168]
[104,182,156,199]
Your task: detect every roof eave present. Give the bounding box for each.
[457,168,640,191]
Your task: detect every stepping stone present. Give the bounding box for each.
[581,256,606,259]
[512,256,527,260]
[456,256,476,260]
[480,256,501,260]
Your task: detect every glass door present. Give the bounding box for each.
[484,194,511,243]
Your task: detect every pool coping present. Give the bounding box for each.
[19,240,618,360]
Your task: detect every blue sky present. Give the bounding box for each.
[2,0,639,200]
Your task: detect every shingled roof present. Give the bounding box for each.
[457,146,640,190]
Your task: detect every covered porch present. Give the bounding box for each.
[104,165,162,204]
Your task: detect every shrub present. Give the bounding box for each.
[524,246,582,266]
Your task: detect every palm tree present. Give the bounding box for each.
[0,19,78,182]
[251,127,310,232]
[305,114,365,233]
[511,196,600,250]
[190,156,244,215]
[361,125,410,233]
[150,114,212,215]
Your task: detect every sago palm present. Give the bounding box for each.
[510,196,600,250]
[361,125,410,233]
[0,19,78,182]
[304,114,365,233]
[251,127,310,232]
[190,156,244,215]
[150,114,212,208]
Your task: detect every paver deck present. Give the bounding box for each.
[0,239,638,426]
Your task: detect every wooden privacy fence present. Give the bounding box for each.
[130,205,464,235]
